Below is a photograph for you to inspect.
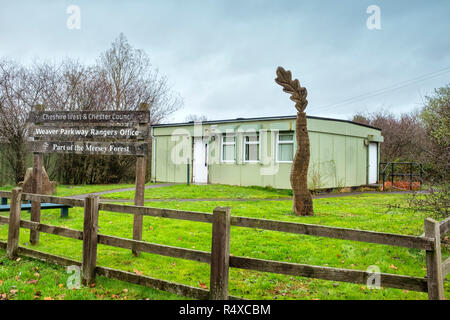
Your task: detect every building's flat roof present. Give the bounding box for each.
[152,115,381,131]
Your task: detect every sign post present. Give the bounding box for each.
[30,104,44,245]
[27,108,150,251]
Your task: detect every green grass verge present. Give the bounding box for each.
[0,184,152,197]
[101,184,293,200]
[0,191,448,300]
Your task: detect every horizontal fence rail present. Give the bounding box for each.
[0,189,447,300]
[229,256,429,293]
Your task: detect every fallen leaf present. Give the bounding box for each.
[389,265,398,270]
[133,269,143,276]
[44,297,52,300]
[0,280,3,285]
[58,283,64,289]
[198,282,208,289]
[26,279,39,285]
[9,289,18,295]
[34,273,40,278]
[123,289,128,293]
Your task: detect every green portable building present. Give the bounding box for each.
[150,115,383,190]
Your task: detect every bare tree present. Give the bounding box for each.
[0,59,46,183]
[352,109,427,163]
[99,33,182,124]
[275,67,313,216]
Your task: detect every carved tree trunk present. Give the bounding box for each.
[291,111,313,215]
[275,66,314,216]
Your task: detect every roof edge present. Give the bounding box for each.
[151,115,381,131]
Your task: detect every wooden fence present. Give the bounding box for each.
[0,188,448,300]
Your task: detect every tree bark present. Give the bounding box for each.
[291,112,314,216]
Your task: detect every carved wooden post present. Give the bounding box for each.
[275,67,313,216]
[82,195,99,286]
[30,104,44,245]
[7,188,22,259]
[210,207,231,300]
[424,218,445,300]
[132,103,149,256]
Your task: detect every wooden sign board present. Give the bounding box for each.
[27,108,149,253]
[30,125,149,141]
[31,141,148,156]
[28,111,150,125]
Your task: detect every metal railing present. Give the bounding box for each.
[379,162,423,191]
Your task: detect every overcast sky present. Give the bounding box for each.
[1,0,449,123]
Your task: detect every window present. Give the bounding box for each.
[221,135,236,162]
[244,133,260,162]
[277,132,294,162]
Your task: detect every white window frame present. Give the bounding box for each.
[276,131,294,163]
[243,132,261,163]
[221,134,236,163]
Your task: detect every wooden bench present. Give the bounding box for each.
[0,197,71,218]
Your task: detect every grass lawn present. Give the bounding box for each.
[0,184,448,300]
[0,250,184,300]
[101,184,292,200]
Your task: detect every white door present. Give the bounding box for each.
[368,142,378,184]
[193,137,208,183]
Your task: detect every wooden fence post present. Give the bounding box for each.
[132,102,149,257]
[7,188,22,259]
[132,155,146,256]
[30,104,44,245]
[424,218,445,300]
[210,206,231,300]
[82,195,99,286]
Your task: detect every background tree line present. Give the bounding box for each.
[0,34,182,185]
[352,84,449,183]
